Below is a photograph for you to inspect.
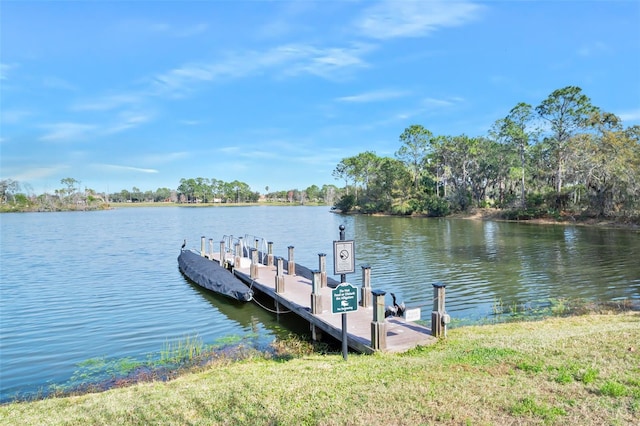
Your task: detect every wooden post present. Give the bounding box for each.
[200,236,206,257]
[310,270,322,314]
[250,248,258,279]
[431,282,448,338]
[219,240,226,266]
[267,241,274,267]
[310,270,323,341]
[370,290,387,351]
[318,253,327,288]
[287,246,295,276]
[360,265,372,307]
[275,257,285,293]
[208,238,214,260]
[234,242,241,269]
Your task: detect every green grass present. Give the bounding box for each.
[1,313,639,425]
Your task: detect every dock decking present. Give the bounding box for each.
[211,252,437,354]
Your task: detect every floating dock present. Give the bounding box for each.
[202,236,441,354]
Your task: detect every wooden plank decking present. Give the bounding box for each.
[211,253,437,354]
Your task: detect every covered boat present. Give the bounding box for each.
[178,249,253,302]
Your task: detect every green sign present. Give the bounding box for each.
[332,283,358,314]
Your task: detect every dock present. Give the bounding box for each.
[205,239,441,354]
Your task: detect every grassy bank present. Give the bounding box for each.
[2,313,638,425]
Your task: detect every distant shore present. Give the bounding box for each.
[452,208,640,231]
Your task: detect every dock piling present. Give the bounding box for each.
[208,238,214,260]
[370,290,387,350]
[200,236,206,257]
[287,246,295,276]
[431,282,449,338]
[310,270,322,314]
[360,265,372,307]
[318,253,327,288]
[267,242,274,267]
[275,257,285,293]
[250,248,258,279]
[234,242,241,269]
[219,240,225,267]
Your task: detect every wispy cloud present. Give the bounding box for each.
[99,164,159,174]
[337,89,409,103]
[618,108,640,123]
[422,96,464,109]
[39,122,96,142]
[73,93,145,112]
[577,41,609,57]
[283,44,373,80]
[355,0,484,40]
[0,63,16,80]
[11,165,70,182]
[1,109,32,125]
[105,112,153,134]
[141,152,189,165]
[42,76,77,91]
[153,43,373,95]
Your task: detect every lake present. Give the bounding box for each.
[1,206,638,401]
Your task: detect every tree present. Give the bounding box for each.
[536,86,597,195]
[60,177,79,202]
[493,102,538,207]
[395,125,434,193]
[0,179,20,203]
[305,184,320,202]
[367,157,411,213]
[573,113,640,217]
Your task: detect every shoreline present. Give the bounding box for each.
[2,311,638,424]
[452,208,640,231]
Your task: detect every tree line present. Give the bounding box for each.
[0,175,340,212]
[332,86,640,221]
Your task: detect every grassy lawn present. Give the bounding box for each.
[1,313,638,425]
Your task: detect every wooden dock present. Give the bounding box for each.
[210,251,438,354]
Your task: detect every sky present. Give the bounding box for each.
[1,0,639,196]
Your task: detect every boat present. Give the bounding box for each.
[177,248,253,302]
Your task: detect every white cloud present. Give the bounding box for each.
[42,76,77,91]
[141,152,189,165]
[105,112,153,134]
[1,109,31,124]
[355,0,484,40]
[99,164,159,174]
[153,43,373,95]
[39,122,96,142]
[0,63,16,80]
[422,97,459,108]
[337,89,409,103]
[73,93,144,112]
[618,108,640,123]
[10,165,69,182]
[577,41,609,57]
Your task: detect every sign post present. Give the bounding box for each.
[333,225,356,360]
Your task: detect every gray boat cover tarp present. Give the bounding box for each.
[178,250,253,302]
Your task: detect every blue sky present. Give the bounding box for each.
[2,1,639,195]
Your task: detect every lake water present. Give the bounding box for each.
[1,206,639,401]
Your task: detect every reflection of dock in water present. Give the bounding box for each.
[182,277,311,339]
[202,235,440,354]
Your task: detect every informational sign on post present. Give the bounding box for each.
[332,283,358,314]
[333,240,355,275]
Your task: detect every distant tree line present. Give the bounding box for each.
[0,175,339,212]
[332,86,640,221]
